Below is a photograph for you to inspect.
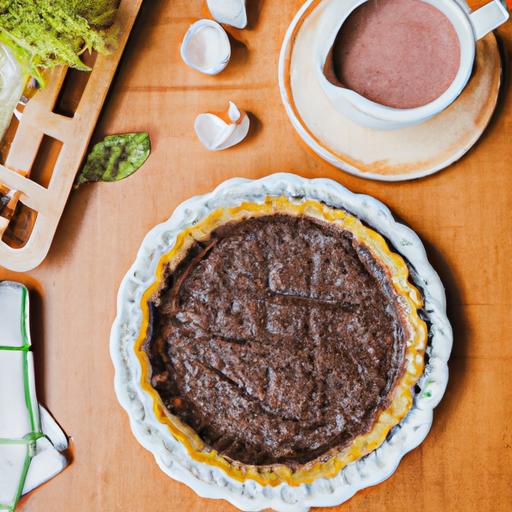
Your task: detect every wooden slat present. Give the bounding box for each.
[5,124,44,172]
[27,65,68,109]
[0,216,8,237]
[0,165,48,213]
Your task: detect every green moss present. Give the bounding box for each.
[0,0,119,84]
[68,0,120,27]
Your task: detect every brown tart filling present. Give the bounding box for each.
[144,213,413,468]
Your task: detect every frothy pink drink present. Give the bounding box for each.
[329,0,461,109]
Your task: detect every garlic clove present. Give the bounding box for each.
[195,101,250,151]
[180,19,231,75]
[207,0,248,29]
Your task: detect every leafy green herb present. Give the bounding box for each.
[74,133,151,188]
[0,0,119,84]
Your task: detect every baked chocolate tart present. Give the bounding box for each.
[136,196,427,486]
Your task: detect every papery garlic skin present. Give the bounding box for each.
[181,19,231,75]
[207,0,248,29]
[195,101,250,151]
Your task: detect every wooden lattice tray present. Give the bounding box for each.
[0,0,143,272]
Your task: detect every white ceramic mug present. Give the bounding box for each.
[317,0,509,130]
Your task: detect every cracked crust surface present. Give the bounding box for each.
[145,214,407,466]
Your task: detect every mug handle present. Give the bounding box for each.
[469,0,509,40]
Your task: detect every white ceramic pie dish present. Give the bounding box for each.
[110,173,452,511]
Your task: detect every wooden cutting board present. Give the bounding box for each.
[0,0,143,272]
[1,0,510,510]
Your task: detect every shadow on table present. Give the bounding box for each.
[30,289,47,404]
[419,237,469,425]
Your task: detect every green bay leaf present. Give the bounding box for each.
[74,132,151,188]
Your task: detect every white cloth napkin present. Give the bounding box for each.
[0,281,68,511]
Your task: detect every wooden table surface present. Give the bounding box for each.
[5,0,511,510]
